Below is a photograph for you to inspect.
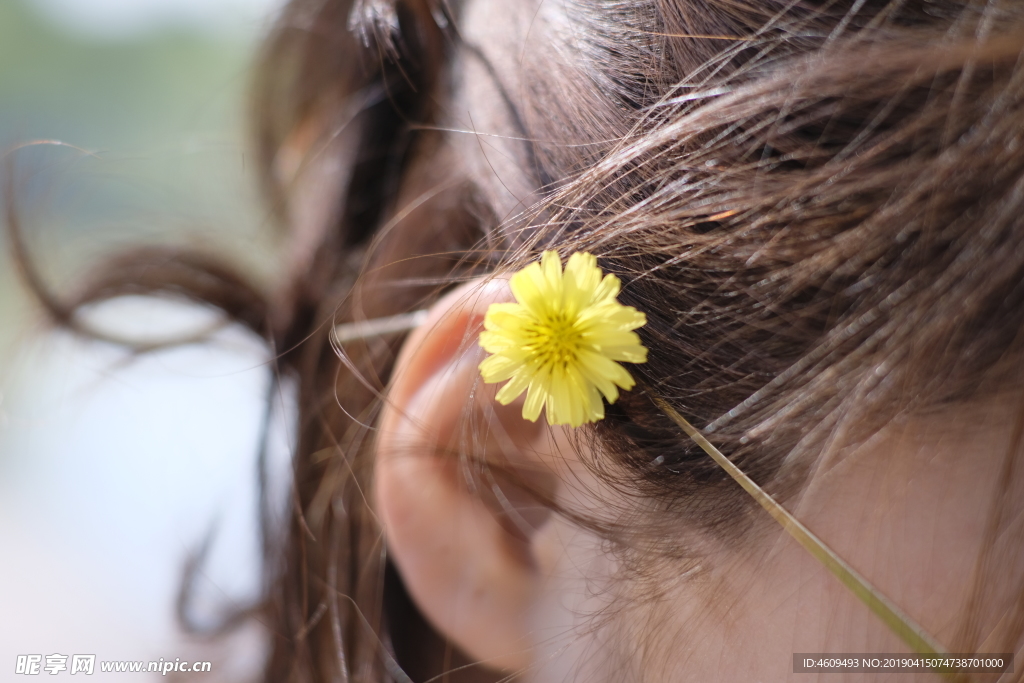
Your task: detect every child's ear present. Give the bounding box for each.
[375,278,551,672]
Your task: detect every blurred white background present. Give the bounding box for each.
[0,0,290,678]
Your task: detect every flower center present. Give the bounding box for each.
[525,311,582,369]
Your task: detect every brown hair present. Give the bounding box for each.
[10,0,1024,680]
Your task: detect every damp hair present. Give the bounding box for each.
[9,0,1024,680]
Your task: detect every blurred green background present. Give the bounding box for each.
[0,0,278,350]
[0,0,288,674]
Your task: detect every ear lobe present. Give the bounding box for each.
[375,279,548,672]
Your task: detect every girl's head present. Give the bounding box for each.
[23,0,1024,680]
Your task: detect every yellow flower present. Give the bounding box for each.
[478,251,648,427]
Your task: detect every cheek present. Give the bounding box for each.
[520,450,740,683]
[523,440,660,683]
[525,539,739,683]
[528,515,630,683]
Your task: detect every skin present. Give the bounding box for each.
[371,1,1024,681]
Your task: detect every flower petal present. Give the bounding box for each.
[509,263,546,312]
[495,369,532,404]
[479,354,522,383]
[522,367,551,422]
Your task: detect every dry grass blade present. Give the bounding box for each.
[333,310,430,344]
[652,397,973,682]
